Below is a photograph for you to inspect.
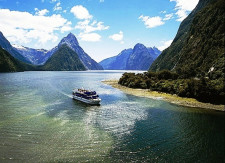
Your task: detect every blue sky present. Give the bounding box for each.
[0,0,198,62]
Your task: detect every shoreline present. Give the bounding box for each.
[102,80,225,112]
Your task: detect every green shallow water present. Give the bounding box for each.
[0,71,224,162]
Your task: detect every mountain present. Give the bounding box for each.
[0,46,36,72]
[42,44,86,71]
[99,56,117,70]
[126,43,154,70]
[0,43,85,72]
[0,46,25,72]
[99,49,132,70]
[148,47,161,60]
[44,33,103,70]
[13,45,48,65]
[99,44,161,70]
[0,32,31,64]
[11,33,102,70]
[150,0,224,79]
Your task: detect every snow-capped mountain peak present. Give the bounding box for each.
[12,44,26,50]
[13,44,48,65]
[59,32,79,48]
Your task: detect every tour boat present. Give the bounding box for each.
[72,88,101,105]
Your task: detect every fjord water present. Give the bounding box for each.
[0,71,224,162]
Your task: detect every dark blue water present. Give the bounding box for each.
[0,71,224,162]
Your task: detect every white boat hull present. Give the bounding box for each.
[73,95,101,105]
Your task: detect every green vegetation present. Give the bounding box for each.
[125,0,225,105]
[119,70,225,105]
[0,46,24,72]
[0,44,87,72]
[0,46,36,72]
[42,44,86,71]
[150,0,224,80]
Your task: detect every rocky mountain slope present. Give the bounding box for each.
[11,33,103,70]
[13,45,48,65]
[44,33,103,70]
[100,44,160,70]
[0,32,31,64]
[126,44,154,70]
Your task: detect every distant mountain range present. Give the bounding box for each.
[12,44,48,65]
[0,32,103,71]
[150,0,224,79]
[1,31,160,72]
[99,43,161,70]
[46,33,103,70]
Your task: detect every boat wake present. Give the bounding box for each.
[58,90,73,99]
[48,82,73,99]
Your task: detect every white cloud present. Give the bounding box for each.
[158,40,173,51]
[109,31,124,44]
[171,0,199,11]
[35,8,49,16]
[170,0,199,21]
[109,31,123,41]
[70,5,92,20]
[175,9,187,21]
[75,20,109,33]
[61,21,73,33]
[0,9,72,44]
[78,33,101,42]
[163,13,173,21]
[139,15,165,28]
[100,0,104,2]
[72,5,109,42]
[53,2,62,11]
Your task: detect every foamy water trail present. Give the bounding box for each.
[58,91,73,98]
[48,82,73,98]
[45,100,64,107]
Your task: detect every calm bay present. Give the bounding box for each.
[0,71,224,162]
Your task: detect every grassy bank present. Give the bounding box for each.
[119,71,224,105]
[103,80,225,111]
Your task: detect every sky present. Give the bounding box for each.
[0,0,199,62]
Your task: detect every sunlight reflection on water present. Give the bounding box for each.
[0,71,224,162]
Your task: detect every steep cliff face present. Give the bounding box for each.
[0,46,25,72]
[0,32,31,64]
[150,0,224,79]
